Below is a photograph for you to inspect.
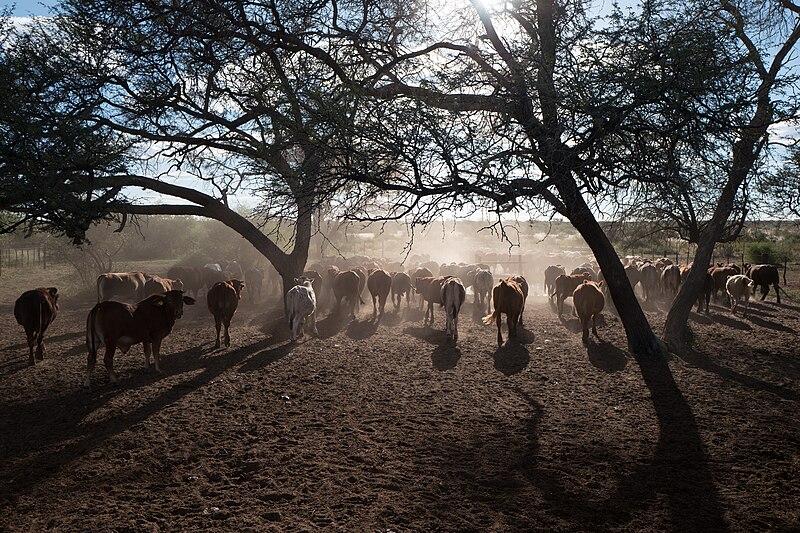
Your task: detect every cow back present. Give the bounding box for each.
[15,287,59,332]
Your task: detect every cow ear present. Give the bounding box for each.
[294,277,301,285]
[183,296,196,305]
[47,287,58,297]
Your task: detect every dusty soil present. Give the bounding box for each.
[1,290,798,532]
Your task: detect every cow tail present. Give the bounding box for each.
[482,311,496,325]
[86,306,98,355]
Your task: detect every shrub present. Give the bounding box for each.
[746,242,781,265]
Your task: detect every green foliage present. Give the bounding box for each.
[746,242,782,265]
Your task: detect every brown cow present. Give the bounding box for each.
[415,276,451,327]
[333,270,364,317]
[14,287,59,366]
[167,266,204,298]
[203,266,231,289]
[573,281,604,343]
[638,262,660,301]
[143,276,185,298]
[506,275,529,325]
[207,280,245,349]
[411,267,433,309]
[660,264,682,301]
[367,269,392,320]
[696,272,714,314]
[96,272,149,302]
[709,265,738,301]
[391,271,412,310]
[483,279,524,347]
[551,273,592,317]
[84,290,195,388]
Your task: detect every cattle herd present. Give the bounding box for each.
[11,254,784,387]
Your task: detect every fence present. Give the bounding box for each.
[0,247,49,276]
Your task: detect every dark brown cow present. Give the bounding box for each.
[483,279,524,347]
[415,276,451,327]
[167,266,204,298]
[14,287,59,366]
[709,265,738,301]
[411,267,434,309]
[203,266,231,289]
[96,272,149,302]
[544,265,566,300]
[573,280,604,343]
[551,273,592,317]
[207,280,245,349]
[333,270,364,317]
[84,290,196,388]
[391,271,412,310]
[696,272,714,314]
[638,263,660,301]
[660,264,682,300]
[745,264,781,304]
[367,269,392,320]
[244,267,264,301]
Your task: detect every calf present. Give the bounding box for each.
[333,270,364,317]
[745,264,781,304]
[14,287,59,366]
[96,272,149,302]
[473,268,494,315]
[573,281,604,343]
[367,269,392,320]
[207,280,245,349]
[286,277,319,341]
[551,273,592,317]
[415,276,450,327]
[390,271,412,310]
[441,277,466,342]
[85,290,195,388]
[726,274,756,317]
[483,279,524,347]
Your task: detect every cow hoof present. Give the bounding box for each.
[214,342,221,350]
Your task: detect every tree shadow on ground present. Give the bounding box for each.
[748,315,797,334]
[677,347,800,402]
[431,344,461,371]
[0,336,271,503]
[711,313,752,330]
[492,342,530,376]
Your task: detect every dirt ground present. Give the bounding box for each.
[1,287,798,532]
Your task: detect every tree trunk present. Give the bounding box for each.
[557,176,664,357]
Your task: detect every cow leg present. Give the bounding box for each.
[25,328,36,366]
[104,344,119,385]
[372,295,378,319]
[496,313,503,347]
[84,346,99,389]
[35,330,45,361]
[144,342,152,370]
[774,283,781,304]
[214,315,222,349]
[223,315,232,347]
[507,314,515,341]
[760,285,768,301]
[453,312,459,342]
[152,339,163,374]
[309,311,319,337]
[591,314,600,340]
[581,316,589,344]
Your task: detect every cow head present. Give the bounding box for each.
[157,290,196,319]
[294,276,313,288]
[230,279,245,298]
[47,287,59,309]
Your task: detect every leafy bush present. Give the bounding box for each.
[746,242,781,265]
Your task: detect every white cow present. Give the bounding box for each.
[726,274,756,317]
[286,277,318,342]
[441,277,466,342]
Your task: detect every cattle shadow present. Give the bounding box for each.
[235,340,295,373]
[315,311,350,339]
[346,319,379,340]
[586,341,628,373]
[431,344,461,371]
[404,326,448,346]
[492,342,530,376]
[688,312,713,325]
[4,330,85,352]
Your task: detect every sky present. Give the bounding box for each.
[2,0,55,17]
